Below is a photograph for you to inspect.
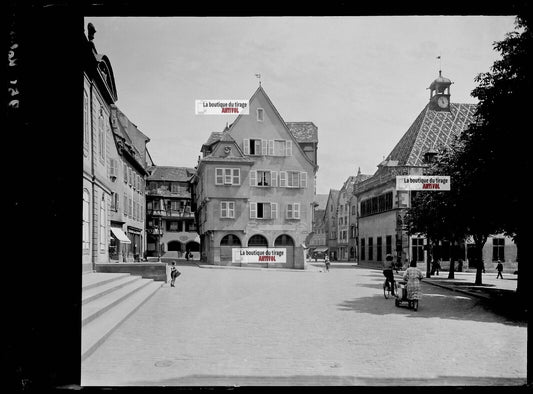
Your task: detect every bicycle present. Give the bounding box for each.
[383,278,398,299]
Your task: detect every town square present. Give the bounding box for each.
[6,4,530,390]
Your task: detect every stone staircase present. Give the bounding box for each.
[82,272,163,361]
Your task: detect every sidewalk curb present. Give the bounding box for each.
[423,279,491,300]
[197,264,323,273]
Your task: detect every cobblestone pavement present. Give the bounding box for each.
[81,266,527,386]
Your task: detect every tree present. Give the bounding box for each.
[405,146,469,279]
[461,10,532,293]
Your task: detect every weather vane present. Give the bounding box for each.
[255,73,261,86]
[436,55,442,74]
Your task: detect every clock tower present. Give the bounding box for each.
[428,70,452,111]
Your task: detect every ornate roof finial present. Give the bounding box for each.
[255,73,261,86]
[357,166,361,176]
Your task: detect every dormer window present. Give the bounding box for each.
[257,108,264,122]
[423,150,438,164]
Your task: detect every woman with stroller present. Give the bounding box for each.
[403,260,423,307]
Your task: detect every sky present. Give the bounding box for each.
[85,16,516,195]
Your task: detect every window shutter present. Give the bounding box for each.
[229,202,235,218]
[221,201,227,218]
[300,172,307,188]
[268,140,274,155]
[271,171,278,187]
[250,170,257,186]
[271,202,278,219]
[233,168,240,185]
[243,139,250,155]
[280,171,287,187]
[286,140,292,156]
[262,139,268,155]
[294,203,300,219]
[250,202,257,219]
[215,168,223,185]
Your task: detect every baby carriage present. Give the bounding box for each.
[395,280,419,311]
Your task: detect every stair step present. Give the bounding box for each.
[82,272,131,292]
[81,280,162,361]
[82,275,142,305]
[82,278,151,326]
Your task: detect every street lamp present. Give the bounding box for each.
[157,216,162,262]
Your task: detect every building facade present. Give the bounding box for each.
[108,105,151,262]
[82,24,118,272]
[192,86,318,269]
[308,194,328,259]
[324,190,340,260]
[354,71,518,270]
[145,166,199,260]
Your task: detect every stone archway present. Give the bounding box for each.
[220,234,242,262]
[248,234,268,247]
[167,240,182,252]
[274,234,294,266]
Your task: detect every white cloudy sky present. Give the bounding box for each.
[85,16,516,195]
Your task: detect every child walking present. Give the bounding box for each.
[170,261,181,287]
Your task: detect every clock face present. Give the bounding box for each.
[437,96,449,108]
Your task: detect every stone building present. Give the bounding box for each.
[324,190,340,260]
[145,166,199,260]
[353,71,518,270]
[192,85,319,268]
[82,23,118,272]
[108,105,151,262]
[308,194,328,259]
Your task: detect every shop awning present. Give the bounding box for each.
[111,227,131,244]
[313,247,329,253]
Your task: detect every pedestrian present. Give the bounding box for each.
[458,258,463,272]
[403,259,424,303]
[430,258,439,276]
[170,261,181,287]
[496,260,504,279]
[383,254,396,296]
[324,254,330,272]
[482,260,486,273]
[185,251,189,261]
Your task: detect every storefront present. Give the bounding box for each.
[110,226,131,262]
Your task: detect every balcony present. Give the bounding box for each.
[145,188,191,198]
[146,227,163,235]
[147,209,194,218]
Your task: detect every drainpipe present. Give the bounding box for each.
[90,82,98,271]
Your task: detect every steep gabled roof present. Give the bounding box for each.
[147,166,196,182]
[202,132,224,148]
[226,85,318,170]
[325,189,340,213]
[313,194,329,210]
[384,102,476,170]
[286,122,318,143]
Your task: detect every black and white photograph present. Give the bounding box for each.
[6,1,530,390]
